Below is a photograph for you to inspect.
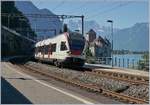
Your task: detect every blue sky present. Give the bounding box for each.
[31,0,149,29]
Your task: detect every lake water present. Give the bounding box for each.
[112,54,143,68]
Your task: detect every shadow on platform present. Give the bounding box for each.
[1,77,32,104]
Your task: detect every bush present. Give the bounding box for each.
[86,58,95,64]
[137,53,149,71]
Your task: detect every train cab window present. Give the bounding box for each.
[51,43,56,52]
[60,41,67,51]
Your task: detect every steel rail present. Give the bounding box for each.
[92,70,149,83]
[85,71,148,85]
[17,65,148,104]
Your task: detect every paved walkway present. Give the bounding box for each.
[1,62,96,104]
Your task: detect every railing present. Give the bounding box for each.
[86,56,149,71]
[95,57,112,65]
[113,57,138,69]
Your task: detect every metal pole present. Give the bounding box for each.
[107,20,113,67]
[61,15,64,32]
[115,57,117,66]
[127,59,129,68]
[119,58,120,67]
[82,15,84,36]
[111,22,113,67]
[123,58,124,67]
[54,29,56,36]
[132,59,134,69]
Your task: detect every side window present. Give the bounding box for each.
[41,46,45,54]
[51,43,56,52]
[44,45,49,54]
[60,41,67,51]
[39,46,42,52]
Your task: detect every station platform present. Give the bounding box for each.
[1,62,96,104]
[85,63,149,77]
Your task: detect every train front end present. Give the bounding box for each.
[64,32,85,67]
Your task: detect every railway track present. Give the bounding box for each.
[85,71,149,85]
[17,64,148,104]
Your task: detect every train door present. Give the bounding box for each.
[48,43,52,58]
[51,43,57,58]
[59,41,68,59]
[41,46,45,59]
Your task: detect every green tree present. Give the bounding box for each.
[138,53,149,71]
[84,46,95,63]
[1,1,36,38]
[1,1,36,57]
[84,47,92,58]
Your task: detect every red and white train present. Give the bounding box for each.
[35,32,85,67]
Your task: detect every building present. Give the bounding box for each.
[89,36,111,58]
[84,29,111,64]
[85,29,96,43]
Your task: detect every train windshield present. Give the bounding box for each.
[68,32,85,54]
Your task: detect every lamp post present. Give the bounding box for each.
[107,20,113,67]
[81,15,84,36]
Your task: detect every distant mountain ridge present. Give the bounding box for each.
[15,1,62,40]
[15,1,148,51]
[68,20,119,38]
[68,20,149,51]
[113,22,149,51]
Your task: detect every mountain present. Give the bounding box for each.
[15,1,148,51]
[113,22,149,51]
[68,20,102,35]
[68,20,119,38]
[15,1,62,40]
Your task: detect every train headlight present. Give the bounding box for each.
[67,51,71,54]
[82,53,85,55]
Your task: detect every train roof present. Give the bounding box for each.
[35,32,83,47]
[35,32,67,47]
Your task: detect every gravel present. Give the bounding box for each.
[123,85,149,101]
[25,61,149,101]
